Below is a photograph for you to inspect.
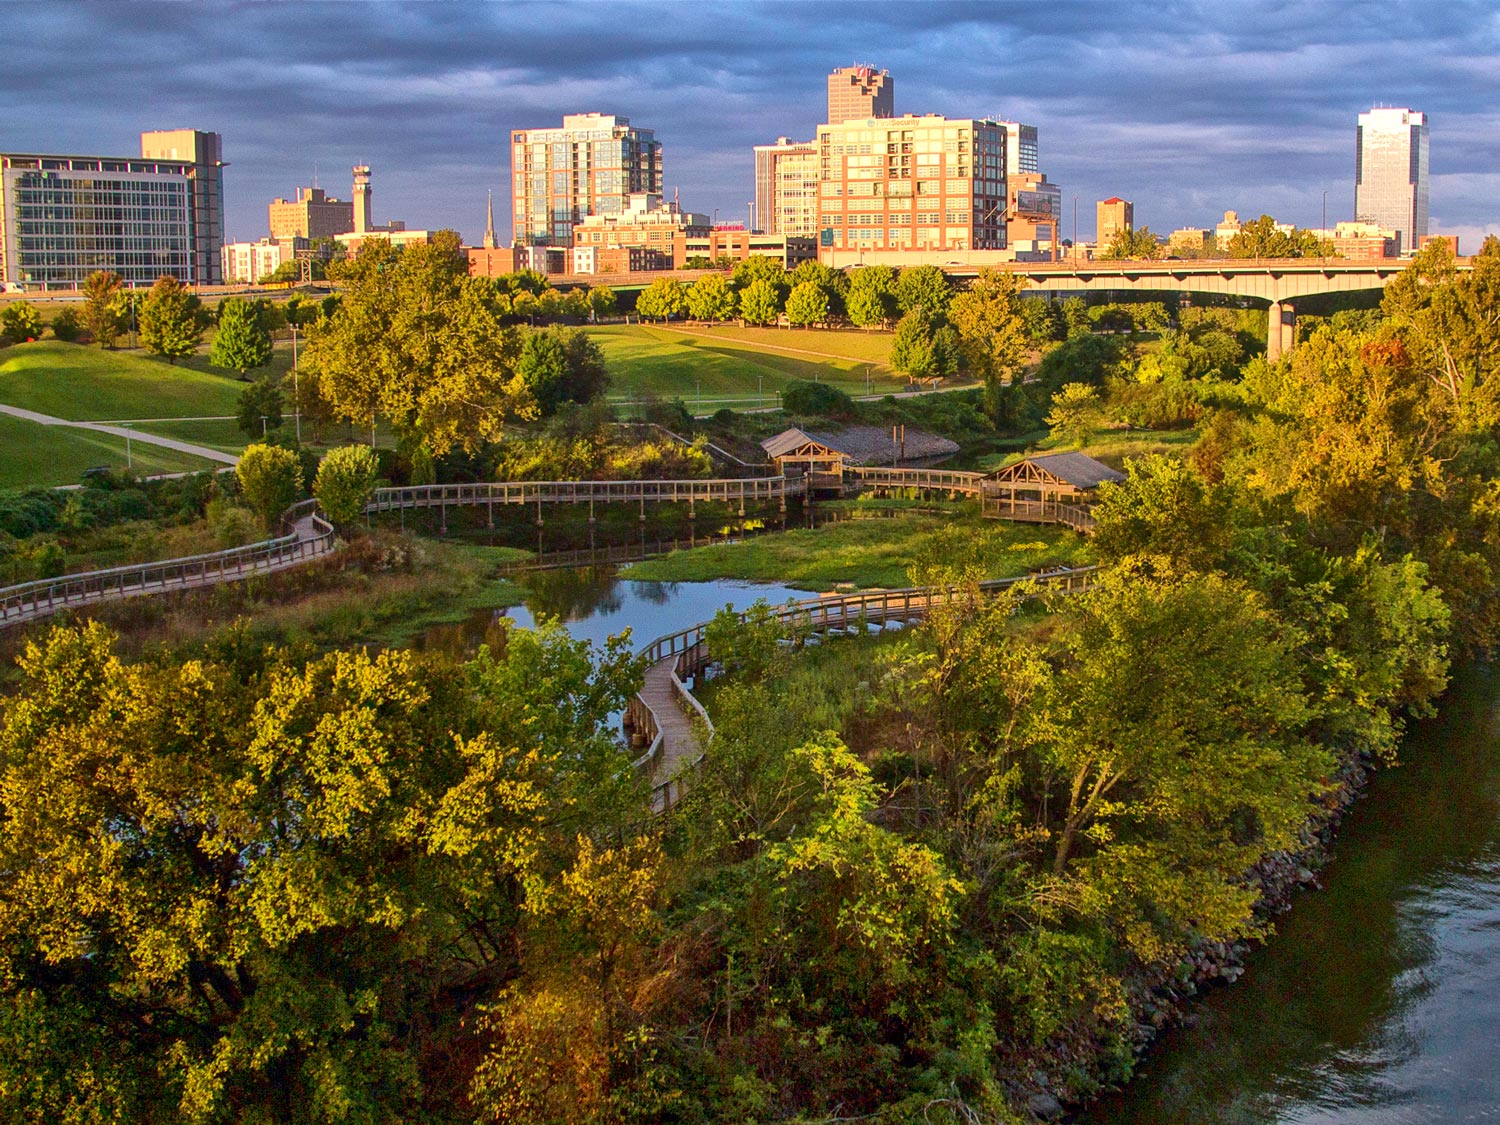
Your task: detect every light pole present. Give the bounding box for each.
[289,321,302,443]
[1072,196,1078,264]
[123,424,132,470]
[747,202,754,230]
[1321,190,1328,262]
[757,374,763,406]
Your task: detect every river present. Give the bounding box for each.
[1082,664,1500,1124]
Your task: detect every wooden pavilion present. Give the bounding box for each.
[981,452,1124,527]
[761,425,961,483]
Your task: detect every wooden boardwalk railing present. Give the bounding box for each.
[0,499,336,629]
[0,466,1101,630]
[846,465,987,495]
[628,565,1099,811]
[367,476,805,517]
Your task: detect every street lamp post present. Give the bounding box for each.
[290,321,302,443]
[123,424,132,470]
[1321,190,1328,262]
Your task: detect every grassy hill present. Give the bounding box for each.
[588,324,900,408]
[0,413,217,489]
[0,340,243,421]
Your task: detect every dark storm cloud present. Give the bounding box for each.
[4,1,1498,248]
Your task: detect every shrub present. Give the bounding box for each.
[781,380,855,418]
[235,443,303,529]
[314,445,381,526]
[50,308,83,342]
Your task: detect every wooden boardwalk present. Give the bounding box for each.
[0,503,336,629]
[0,465,1101,631]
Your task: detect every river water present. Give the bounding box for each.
[417,570,809,658]
[1082,665,1500,1124]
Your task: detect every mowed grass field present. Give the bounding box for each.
[588,324,901,406]
[622,512,1090,591]
[0,413,217,489]
[0,340,243,421]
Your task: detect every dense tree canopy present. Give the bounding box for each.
[306,233,536,454]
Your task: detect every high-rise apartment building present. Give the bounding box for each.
[1356,107,1428,253]
[827,66,894,125]
[510,113,663,246]
[753,137,820,236]
[268,186,356,240]
[816,114,1007,253]
[1,129,224,288]
[1096,197,1134,244]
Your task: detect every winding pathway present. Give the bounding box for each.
[0,403,240,465]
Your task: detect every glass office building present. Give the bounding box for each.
[1356,107,1428,254]
[1,131,223,289]
[510,114,662,247]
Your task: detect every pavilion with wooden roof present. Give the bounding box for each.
[761,425,961,479]
[981,452,1125,527]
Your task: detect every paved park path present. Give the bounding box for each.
[0,403,239,465]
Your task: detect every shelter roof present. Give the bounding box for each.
[991,452,1125,489]
[761,425,960,465]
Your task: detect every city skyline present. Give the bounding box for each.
[4,1,1498,251]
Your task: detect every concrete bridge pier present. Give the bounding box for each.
[1267,300,1297,363]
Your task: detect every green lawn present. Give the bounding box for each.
[588,324,903,407]
[131,417,248,454]
[0,413,217,489]
[621,513,1090,591]
[0,340,243,421]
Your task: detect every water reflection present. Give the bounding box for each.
[416,570,809,657]
[1083,666,1500,1124]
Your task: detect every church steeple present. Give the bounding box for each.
[483,190,496,250]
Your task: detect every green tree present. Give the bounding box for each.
[1036,332,1122,390]
[1019,297,1065,346]
[1044,568,1328,962]
[587,284,617,319]
[687,273,737,323]
[236,377,284,438]
[730,255,789,304]
[1060,295,1090,338]
[1226,215,1327,259]
[556,327,611,405]
[0,302,42,344]
[789,260,849,316]
[313,443,380,526]
[845,265,897,327]
[235,441,303,527]
[737,279,779,326]
[517,330,569,414]
[307,235,533,454]
[890,307,938,380]
[209,296,273,376]
[81,270,125,348]
[785,280,830,327]
[137,275,201,363]
[1045,382,1103,445]
[1097,227,1165,260]
[635,278,688,321]
[948,268,1030,423]
[893,264,953,318]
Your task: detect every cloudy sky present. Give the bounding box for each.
[6,1,1499,250]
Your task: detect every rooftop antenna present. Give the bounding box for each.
[313,162,318,189]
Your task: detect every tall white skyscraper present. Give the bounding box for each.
[1356,107,1429,253]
